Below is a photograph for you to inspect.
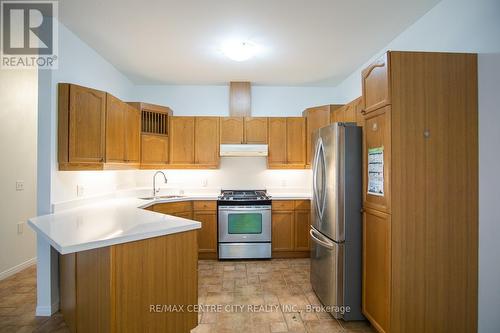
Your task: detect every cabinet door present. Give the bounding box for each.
[362,52,390,114]
[193,211,217,253]
[271,211,294,252]
[363,209,391,333]
[268,118,287,166]
[286,117,306,166]
[304,107,330,166]
[105,94,125,162]
[141,134,168,165]
[169,117,195,164]
[364,105,391,213]
[174,211,193,220]
[244,117,268,143]
[124,104,141,163]
[195,117,219,166]
[354,97,364,126]
[69,85,106,163]
[294,210,310,251]
[220,117,244,144]
[344,102,357,122]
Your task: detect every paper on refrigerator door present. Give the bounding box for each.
[367,146,384,196]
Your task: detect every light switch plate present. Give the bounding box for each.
[77,185,85,197]
[17,222,24,234]
[16,181,24,191]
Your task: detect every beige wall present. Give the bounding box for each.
[0,69,37,278]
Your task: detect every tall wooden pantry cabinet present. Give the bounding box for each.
[361,51,478,333]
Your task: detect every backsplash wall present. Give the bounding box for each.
[134,157,312,193]
[53,158,311,203]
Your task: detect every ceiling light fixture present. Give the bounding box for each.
[221,40,259,62]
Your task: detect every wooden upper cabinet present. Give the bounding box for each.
[303,106,337,166]
[363,208,391,333]
[128,102,172,169]
[362,53,390,114]
[106,95,140,165]
[331,99,359,124]
[220,117,244,144]
[268,118,287,166]
[244,117,268,143]
[141,134,168,166]
[364,105,391,213]
[268,117,306,168]
[344,102,356,122]
[354,97,364,126]
[195,117,219,167]
[330,106,342,123]
[105,94,125,163]
[124,104,140,163]
[229,82,251,117]
[58,84,106,169]
[220,116,268,144]
[169,116,195,164]
[286,117,306,166]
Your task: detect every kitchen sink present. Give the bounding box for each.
[139,195,184,200]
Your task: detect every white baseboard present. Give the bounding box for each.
[36,301,60,316]
[0,257,37,281]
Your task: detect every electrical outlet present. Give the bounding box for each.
[17,222,24,234]
[76,185,85,197]
[16,181,24,191]
[201,179,208,187]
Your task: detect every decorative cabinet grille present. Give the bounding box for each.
[141,110,168,135]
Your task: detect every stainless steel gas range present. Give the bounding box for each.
[217,190,272,259]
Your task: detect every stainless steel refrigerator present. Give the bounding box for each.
[310,122,364,321]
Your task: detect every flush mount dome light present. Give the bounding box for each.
[221,40,259,62]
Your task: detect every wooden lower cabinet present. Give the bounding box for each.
[59,231,198,333]
[271,211,295,252]
[294,209,310,251]
[151,201,218,258]
[363,208,391,333]
[271,200,311,258]
[193,201,218,259]
[174,211,193,219]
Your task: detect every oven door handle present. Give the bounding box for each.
[218,206,271,211]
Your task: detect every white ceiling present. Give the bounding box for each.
[59,0,440,86]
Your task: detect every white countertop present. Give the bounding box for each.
[28,197,202,255]
[28,190,311,255]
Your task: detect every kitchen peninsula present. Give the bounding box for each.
[28,197,202,333]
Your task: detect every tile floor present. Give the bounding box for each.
[194,259,375,333]
[0,259,375,333]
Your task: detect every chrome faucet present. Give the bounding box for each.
[152,171,168,198]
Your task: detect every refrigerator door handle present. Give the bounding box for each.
[310,227,334,250]
[319,143,327,218]
[312,138,323,219]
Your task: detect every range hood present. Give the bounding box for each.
[220,144,268,157]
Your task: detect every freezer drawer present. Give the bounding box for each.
[310,226,344,319]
